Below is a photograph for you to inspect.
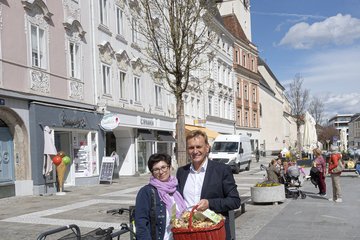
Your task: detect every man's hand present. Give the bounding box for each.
[196,199,209,211]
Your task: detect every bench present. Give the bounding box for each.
[229,196,251,240]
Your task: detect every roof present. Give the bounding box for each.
[222,14,250,44]
[257,57,285,91]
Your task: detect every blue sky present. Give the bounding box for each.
[250,0,360,121]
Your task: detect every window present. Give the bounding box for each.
[119,71,126,99]
[253,113,257,127]
[235,50,238,63]
[208,96,213,115]
[243,54,246,67]
[99,0,108,26]
[155,85,162,108]
[102,64,111,94]
[236,81,241,97]
[237,110,241,125]
[191,97,195,117]
[197,99,201,117]
[132,19,138,43]
[245,111,248,127]
[217,65,221,83]
[31,25,46,68]
[219,98,222,117]
[134,76,141,102]
[228,71,232,87]
[252,87,257,102]
[69,42,80,79]
[228,102,231,119]
[208,59,213,79]
[244,85,248,100]
[116,6,124,36]
[223,68,226,85]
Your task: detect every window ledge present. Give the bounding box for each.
[116,34,128,44]
[98,24,112,36]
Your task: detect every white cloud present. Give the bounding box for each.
[321,92,360,120]
[279,14,360,49]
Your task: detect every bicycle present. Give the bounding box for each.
[36,206,136,240]
[106,206,136,240]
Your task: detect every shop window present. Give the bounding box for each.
[72,131,99,177]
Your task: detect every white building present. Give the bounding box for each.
[257,58,297,155]
[184,11,236,137]
[87,0,177,176]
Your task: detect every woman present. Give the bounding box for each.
[267,159,281,183]
[135,153,186,240]
[328,153,343,202]
[313,148,326,196]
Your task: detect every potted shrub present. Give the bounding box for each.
[251,181,285,204]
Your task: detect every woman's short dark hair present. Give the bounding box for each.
[147,153,172,171]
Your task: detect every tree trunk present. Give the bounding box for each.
[297,123,302,159]
[176,96,187,167]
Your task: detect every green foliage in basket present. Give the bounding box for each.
[254,181,281,187]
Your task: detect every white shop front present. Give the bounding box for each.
[101,111,176,176]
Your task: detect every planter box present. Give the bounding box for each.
[251,184,286,204]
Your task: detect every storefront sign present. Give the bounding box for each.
[140,117,154,126]
[59,110,87,128]
[100,113,121,131]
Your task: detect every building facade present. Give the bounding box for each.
[222,14,260,151]
[0,0,104,197]
[328,114,354,150]
[257,58,297,155]
[348,114,360,149]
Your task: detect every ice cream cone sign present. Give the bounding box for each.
[54,152,72,193]
[56,161,67,192]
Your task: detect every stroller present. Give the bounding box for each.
[283,165,306,199]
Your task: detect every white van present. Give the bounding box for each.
[208,135,252,174]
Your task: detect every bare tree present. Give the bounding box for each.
[317,124,339,150]
[133,0,217,166]
[308,96,325,126]
[286,73,309,156]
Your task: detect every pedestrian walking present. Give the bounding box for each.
[313,148,326,196]
[255,147,260,163]
[328,153,343,203]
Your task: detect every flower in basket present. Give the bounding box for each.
[254,180,281,187]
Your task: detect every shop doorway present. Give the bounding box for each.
[0,121,15,185]
[137,141,153,174]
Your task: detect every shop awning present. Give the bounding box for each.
[185,125,219,140]
[138,129,156,141]
[158,131,176,142]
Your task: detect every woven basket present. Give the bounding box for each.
[172,206,226,240]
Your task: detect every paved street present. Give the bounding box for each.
[0,156,359,239]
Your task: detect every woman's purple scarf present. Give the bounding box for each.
[149,176,187,218]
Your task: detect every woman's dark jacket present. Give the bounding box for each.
[135,184,167,240]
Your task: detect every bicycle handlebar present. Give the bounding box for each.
[106,207,131,215]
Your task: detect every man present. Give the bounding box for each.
[176,130,241,240]
[255,147,260,163]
